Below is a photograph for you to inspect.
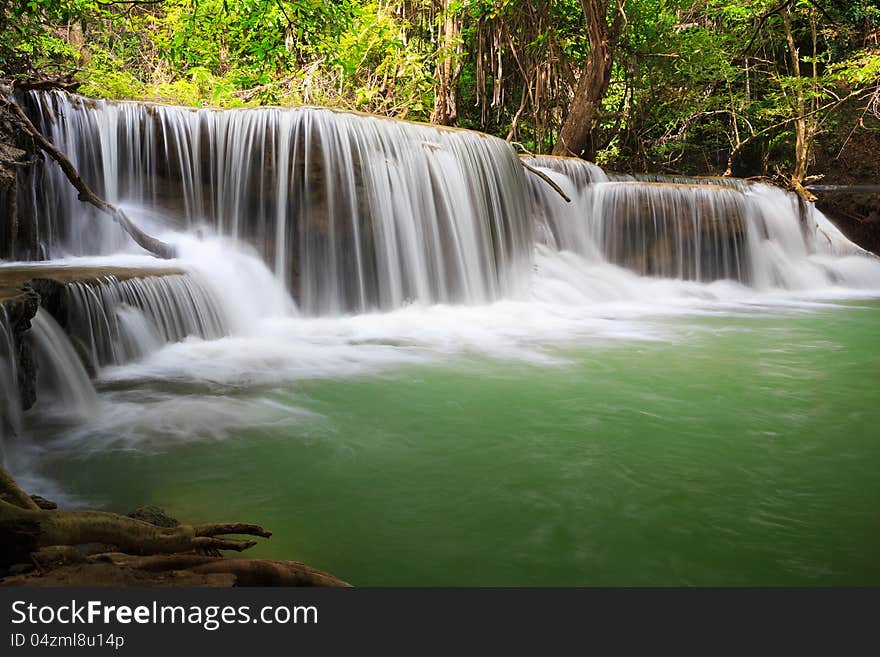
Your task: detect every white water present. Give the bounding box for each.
[27,91,532,314]
[2,91,879,456]
[0,307,22,453]
[63,269,230,370]
[30,308,97,418]
[524,156,876,289]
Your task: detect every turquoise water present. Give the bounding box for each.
[29,300,880,585]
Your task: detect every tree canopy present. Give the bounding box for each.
[2,0,879,183]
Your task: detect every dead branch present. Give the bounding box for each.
[741,0,796,56]
[0,96,176,259]
[520,160,572,203]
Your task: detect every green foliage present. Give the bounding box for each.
[1,0,878,179]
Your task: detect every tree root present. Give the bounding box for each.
[0,503,272,556]
[0,464,39,511]
[93,553,350,587]
[0,464,348,587]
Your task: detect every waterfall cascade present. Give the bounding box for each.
[0,89,877,413]
[0,306,21,448]
[20,90,877,317]
[29,307,97,417]
[2,91,879,587]
[0,264,234,446]
[524,155,875,290]
[26,91,532,314]
[62,272,230,371]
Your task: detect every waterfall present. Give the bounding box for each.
[30,308,97,417]
[13,89,880,316]
[62,273,231,371]
[25,91,533,314]
[525,155,878,290]
[0,307,22,450]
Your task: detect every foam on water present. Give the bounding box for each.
[4,91,880,463]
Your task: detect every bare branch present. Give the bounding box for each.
[0,96,176,259]
[741,0,796,56]
[520,159,572,203]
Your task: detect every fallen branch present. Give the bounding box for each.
[0,96,176,259]
[520,160,572,203]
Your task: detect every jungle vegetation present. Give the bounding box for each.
[2,0,879,187]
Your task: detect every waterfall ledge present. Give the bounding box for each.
[0,264,213,442]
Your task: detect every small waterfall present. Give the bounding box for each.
[30,308,97,417]
[587,182,749,282]
[527,157,749,281]
[62,273,230,370]
[525,156,879,290]
[26,91,533,314]
[0,307,22,449]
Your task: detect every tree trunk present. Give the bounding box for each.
[431,0,461,126]
[551,0,624,159]
[781,6,816,199]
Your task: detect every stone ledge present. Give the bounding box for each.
[0,264,186,302]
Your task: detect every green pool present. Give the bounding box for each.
[29,300,880,585]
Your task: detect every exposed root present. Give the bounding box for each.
[0,502,272,556]
[0,465,39,511]
[94,553,351,587]
[0,464,346,587]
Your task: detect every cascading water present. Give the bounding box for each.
[524,155,878,291]
[4,91,880,586]
[29,307,97,418]
[62,272,230,371]
[1,89,878,435]
[25,90,533,314]
[20,89,880,313]
[0,307,22,450]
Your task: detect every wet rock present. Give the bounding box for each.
[0,101,42,261]
[0,286,40,412]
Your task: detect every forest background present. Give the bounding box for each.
[1,0,879,190]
